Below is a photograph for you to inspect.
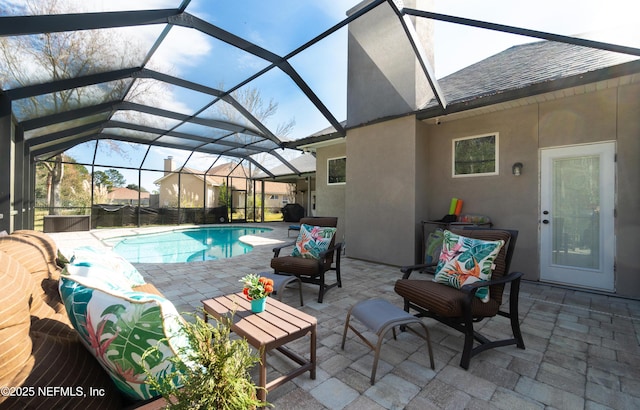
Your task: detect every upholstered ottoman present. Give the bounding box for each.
[260,271,304,306]
[341,298,434,384]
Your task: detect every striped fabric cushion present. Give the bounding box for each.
[394,279,501,318]
[0,252,33,402]
[0,233,65,314]
[271,255,325,276]
[2,230,60,280]
[1,250,123,409]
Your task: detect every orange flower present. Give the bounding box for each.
[240,274,274,300]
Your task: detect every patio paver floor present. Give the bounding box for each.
[49,223,640,409]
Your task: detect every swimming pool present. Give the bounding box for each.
[108,226,272,263]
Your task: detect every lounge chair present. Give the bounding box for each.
[394,228,525,369]
[271,217,342,303]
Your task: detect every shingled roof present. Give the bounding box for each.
[423,39,640,113]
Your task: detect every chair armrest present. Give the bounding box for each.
[459,271,524,294]
[272,241,296,257]
[318,242,342,260]
[400,263,437,279]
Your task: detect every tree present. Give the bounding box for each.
[215,84,296,176]
[36,155,92,209]
[126,184,148,192]
[218,182,230,208]
[93,169,126,190]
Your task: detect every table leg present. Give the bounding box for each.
[258,348,267,402]
[310,326,316,379]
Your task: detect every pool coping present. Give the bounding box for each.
[48,223,290,258]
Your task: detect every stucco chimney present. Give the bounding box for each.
[346,0,435,127]
[164,156,174,176]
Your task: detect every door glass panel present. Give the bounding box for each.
[552,155,600,269]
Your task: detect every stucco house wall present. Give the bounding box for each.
[613,81,640,297]
[158,173,216,208]
[426,104,540,282]
[345,116,422,266]
[426,83,640,297]
[314,79,640,298]
[315,143,346,242]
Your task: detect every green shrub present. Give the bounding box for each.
[142,311,269,409]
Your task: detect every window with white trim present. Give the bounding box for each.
[452,133,498,177]
[328,156,346,185]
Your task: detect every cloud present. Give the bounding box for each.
[150,25,212,74]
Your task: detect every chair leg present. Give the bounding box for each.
[460,300,475,370]
[460,327,474,370]
[341,310,352,350]
[297,279,304,306]
[509,279,525,349]
[371,334,385,384]
[317,272,325,303]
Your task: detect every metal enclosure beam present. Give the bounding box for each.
[389,1,447,109]
[0,94,12,232]
[0,9,179,36]
[403,8,640,57]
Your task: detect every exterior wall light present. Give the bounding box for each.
[512,162,523,176]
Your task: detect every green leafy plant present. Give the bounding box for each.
[141,311,269,409]
[240,274,274,301]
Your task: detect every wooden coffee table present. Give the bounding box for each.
[202,292,317,401]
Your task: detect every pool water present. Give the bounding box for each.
[109,226,272,263]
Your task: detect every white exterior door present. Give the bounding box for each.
[540,142,615,291]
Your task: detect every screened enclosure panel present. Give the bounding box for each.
[2,0,638,185]
[92,140,149,169]
[111,110,183,130]
[23,113,112,141]
[288,26,349,127]
[11,80,133,121]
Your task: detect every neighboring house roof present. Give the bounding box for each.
[152,167,223,186]
[262,181,291,195]
[421,38,640,114]
[206,162,252,186]
[208,162,251,177]
[152,161,290,194]
[107,187,150,201]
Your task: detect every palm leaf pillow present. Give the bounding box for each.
[59,275,189,400]
[433,230,504,302]
[291,224,337,259]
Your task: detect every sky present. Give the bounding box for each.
[4,0,640,192]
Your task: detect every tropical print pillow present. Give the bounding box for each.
[70,246,146,286]
[62,263,135,292]
[59,275,189,400]
[291,224,337,260]
[433,230,504,303]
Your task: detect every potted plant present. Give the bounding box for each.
[240,274,274,313]
[141,311,269,409]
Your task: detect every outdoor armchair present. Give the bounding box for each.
[270,217,342,303]
[394,228,525,369]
